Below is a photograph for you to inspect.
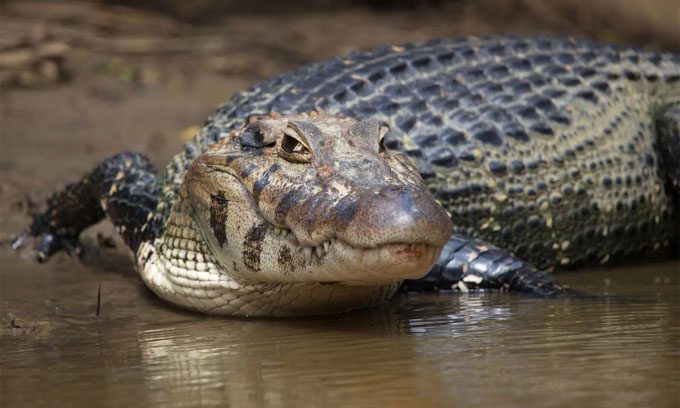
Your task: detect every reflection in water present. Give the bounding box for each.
[134,309,442,407]
[1,262,678,407]
[397,295,513,336]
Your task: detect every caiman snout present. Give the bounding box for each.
[338,185,452,249]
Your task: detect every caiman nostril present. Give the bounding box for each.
[338,184,453,248]
[378,185,403,198]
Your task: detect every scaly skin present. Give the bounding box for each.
[13,36,680,316]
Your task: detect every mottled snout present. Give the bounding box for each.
[337,185,452,248]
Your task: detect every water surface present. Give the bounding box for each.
[1,252,678,407]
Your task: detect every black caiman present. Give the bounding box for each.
[12,36,680,316]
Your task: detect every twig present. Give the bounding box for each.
[96,283,101,316]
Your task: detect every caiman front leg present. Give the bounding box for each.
[402,234,566,296]
[12,152,161,261]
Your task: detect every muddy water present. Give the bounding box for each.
[1,252,678,407]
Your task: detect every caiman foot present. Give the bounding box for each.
[11,230,83,263]
[402,234,571,297]
[11,151,160,263]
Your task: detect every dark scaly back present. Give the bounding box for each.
[160,35,680,269]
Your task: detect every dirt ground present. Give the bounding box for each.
[1,0,679,331]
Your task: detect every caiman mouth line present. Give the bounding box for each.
[270,224,440,264]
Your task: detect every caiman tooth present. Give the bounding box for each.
[323,241,330,253]
[315,245,323,258]
[303,247,312,263]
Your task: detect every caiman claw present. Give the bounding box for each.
[11,229,83,263]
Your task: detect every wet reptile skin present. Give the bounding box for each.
[15,36,680,316]
[164,35,680,269]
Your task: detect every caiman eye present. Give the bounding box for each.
[279,129,312,163]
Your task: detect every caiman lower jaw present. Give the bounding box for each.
[271,225,443,283]
[272,224,439,259]
[329,239,443,284]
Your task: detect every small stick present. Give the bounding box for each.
[96,284,101,316]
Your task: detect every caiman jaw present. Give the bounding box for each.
[183,111,453,285]
[255,223,444,284]
[268,227,438,265]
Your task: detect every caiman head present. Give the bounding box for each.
[183,111,452,286]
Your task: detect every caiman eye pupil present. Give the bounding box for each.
[378,123,390,154]
[282,135,304,154]
[379,138,386,153]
